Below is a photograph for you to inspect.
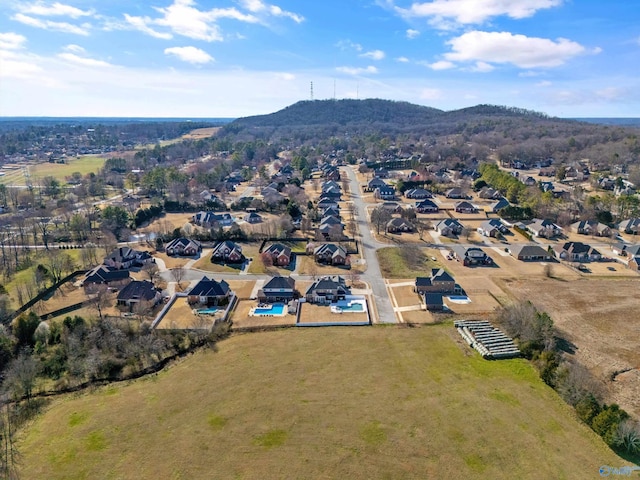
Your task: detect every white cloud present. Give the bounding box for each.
[336,65,378,75]
[396,56,410,63]
[0,32,27,50]
[397,0,563,29]
[274,72,295,80]
[427,60,454,70]
[18,2,93,18]
[57,51,114,68]
[124,14,173,40]
[12,13,90,35]
[62,44,85,53]
[336,40,362,52]
[469,61,494,72]
[444,31,587,68]
[239,0,304,23]
[536,80,552,87]
[360,49,385,60]
[164,46,214,64]
[406,29,420,39]
[124,0,301,42]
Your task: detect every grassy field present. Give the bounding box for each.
[18,326,626,479]
[377,246,443,278]
[0,156,107,186]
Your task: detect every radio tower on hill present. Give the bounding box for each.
[310,81,314,101]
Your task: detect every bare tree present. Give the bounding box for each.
[307,260,319,280]
[170,267,186,289]
[370,206,391,235]
[142,262,160,283]
[0,401,19,480]
[89,284,113,321]
[3,350,41,402]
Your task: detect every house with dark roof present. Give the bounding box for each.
[415,199,438,213]
[425,293,444,311]
[165,238,202,256]
[187,277,231,306]
[320,189,342,201]
[451,246,493,266]
[445,187,464,199]
[305,276,350,304]
[103,247,152,270]
[478,187,502,200]
[404,188,432,199]
[618,218,640,235]
[628,255,640,271]
[526,219,562,238]
[258,276,297,303]
[263,243,292,266]
[489,197,510,213]
[435,218,463,237]
[211,241,244,264]
[509,244,553,261]
[313,243,348,265]
[321,205,341,219]
[321,180,340,191]
[612,243,640,257]
[317,198,338,210]
[244,212,263,224]
[553,242,601,262]
[414,269,456,295]
[454,201,477,214]
[478,219,508,237]
[83,265,131,292]
[192,211,234,228]
[116,280,161,310]
[571,220,611,237]
[375,185,396,200]
[365,177,387,192]
[386,217,414,233]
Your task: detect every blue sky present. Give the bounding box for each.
[1,0,639,117]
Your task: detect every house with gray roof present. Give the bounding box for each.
[509,244,553,261]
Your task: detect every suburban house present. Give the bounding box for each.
[521,176,537,186]
[263,243,292,266]
[211,240,244,264]
[187,277,231,306]
[317,215,345,238]
[257,276,297,303]
[628,256,640,271]
[554,242,602,262]
[305,276,350,304]
[489,197,510,213]
[435,218,464,237]
[192,211,234,228]
[451,246,493,266]
[244,212,263,224]
[83,265,130,292]
[103,247,153,270]
[478,219,508,237]
[375,185,396,200]
[454,201,477,214]
[415,199,439,213]
[509,244,553,261]
[321,180,341,191]
[526,219,562,238]
[571,220,612,237]
[445,187,464,199]
[317,198,338,210]
[320,189,342,201]
[116,280,162,310]
[386,217,414,233]
[321,205,341,219]
[374,168,389,178]
[612,243,640,257]
[404,188,432,199]
[365,177,387,192]
[424,293,445,312]
[414,269,456,296]
[478,187,502,200]
[165,238,202,256]
[313,243,348,265]
[618,218,640,234]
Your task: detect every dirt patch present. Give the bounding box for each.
[505,277,640,418]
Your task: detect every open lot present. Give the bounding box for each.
[17,326,626,479]
[297,301,369,325]
[502,276,640,419]
[0,156,106,186]
[155,297,219,330]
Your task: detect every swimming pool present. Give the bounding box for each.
[447,295,471,304]
[338,302,364,312]
[253,303,285,315]
[196,308,218,315]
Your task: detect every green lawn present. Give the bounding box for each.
[18,326,626,479]
[2,156,107,186]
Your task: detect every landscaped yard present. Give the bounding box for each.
[17,326,626,479]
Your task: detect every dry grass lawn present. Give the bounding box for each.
[18,326,627,480]
[502,276,640,419]
[155,297,210,330]
[298,302,369,325]
[154,252,193,269]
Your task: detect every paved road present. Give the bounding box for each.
[344,166,397,323]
